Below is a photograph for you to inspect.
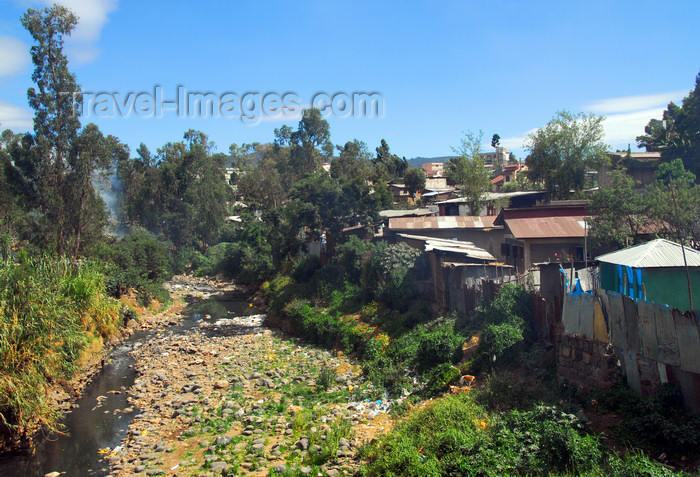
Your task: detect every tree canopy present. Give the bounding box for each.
[637,73,700,179]
[525,110,608,199]
[446,130,491,215]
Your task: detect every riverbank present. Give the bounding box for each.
[97,275,393,476]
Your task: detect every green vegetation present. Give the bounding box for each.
[588,157,700,255]
[525,110,608,200]
[358,393,679,476]
[447,129,491,214]
[0,255,121,443]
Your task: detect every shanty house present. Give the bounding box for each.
[494,202,590,273]
[596,239,700,312]
[386,215,503,261]
[395,234,515,312]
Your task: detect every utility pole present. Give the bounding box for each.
[670,182,694,311]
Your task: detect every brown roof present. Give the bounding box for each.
[505,216,589,239]
[389,216,497,230]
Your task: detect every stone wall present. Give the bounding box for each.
[556,332,622,393]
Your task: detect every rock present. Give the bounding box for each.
[272,464,287,473]
[145,470,164,476]
[326,470,340,477]
[209,461,228,473]
[214,380,229,389]
[215,435,232,446]
[297,437,309,450]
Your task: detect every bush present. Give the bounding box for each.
[291,255,322,283]
[96,230,172,298]
[468,284,533,371]
[612,384,700,457]
[362,241,421,311]
[316,366,336,392]
[415,327,463,373]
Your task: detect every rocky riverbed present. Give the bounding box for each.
[100,277,394,476]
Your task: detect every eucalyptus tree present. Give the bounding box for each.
[21,5,81,256]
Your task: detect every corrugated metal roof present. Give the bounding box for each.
[436,191,545,205]
[379,208,435,218]
[389,215,497,230]
[596,239,700,268]
[505,216,588,239]
[397,233,495,261]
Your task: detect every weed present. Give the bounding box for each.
[316,366,335,392]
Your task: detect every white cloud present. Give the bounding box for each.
[584,90,688,149]
[585,90,688,114]
[498,129,537,151]
[0,100,33,132]
[43,0,119,64]
[599,107,667,147]
[501,90,689,155]
[0,36,30,78]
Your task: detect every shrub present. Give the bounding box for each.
[316,366,336,392]
[613,384,700,457]
[291,255,321,283]
[468,284,533,371]
[362,241,421,311]
[415,328,462,373]
[97,230,172,299]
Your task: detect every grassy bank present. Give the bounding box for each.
[0,254,122,447]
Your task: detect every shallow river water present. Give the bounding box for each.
[0,290,253,477]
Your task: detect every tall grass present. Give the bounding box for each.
[0,254,121,444]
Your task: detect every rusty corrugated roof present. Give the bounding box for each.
[389,215,497,230]
[505,216,588,239]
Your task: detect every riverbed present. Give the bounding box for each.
[0,276,393,476]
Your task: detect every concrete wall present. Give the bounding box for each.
[556,333,622,393]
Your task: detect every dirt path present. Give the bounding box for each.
[103,276,394,476]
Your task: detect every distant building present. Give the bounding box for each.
[436,190,547,216]
[481,146,510,173]
[422,162,444,177]
[491,163,526,189]
[598,151,662,190]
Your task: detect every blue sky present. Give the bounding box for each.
[1,0,698,160]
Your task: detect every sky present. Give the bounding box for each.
[0,0,699,160]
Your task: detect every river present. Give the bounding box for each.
[0,289,254,477]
